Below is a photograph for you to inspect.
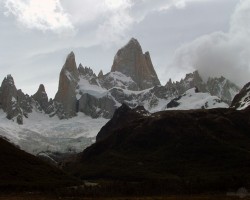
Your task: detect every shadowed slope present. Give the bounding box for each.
[65,106,250,193]
[0,137,78,191]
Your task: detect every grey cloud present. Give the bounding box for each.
[170,0,250,87]
[0,0,240,97]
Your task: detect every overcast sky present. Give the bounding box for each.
[0,0,249,98]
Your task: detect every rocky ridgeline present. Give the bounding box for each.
[165,70,240,105]
[52,39,164,119]
[0,75,52,124]
[0,38,245,124]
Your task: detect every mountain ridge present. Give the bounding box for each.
[0,38,240,123]
[64,104,250,193]
[0,38,246,157]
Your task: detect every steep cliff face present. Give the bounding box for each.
[0,75,17,112]
[207,76,240,104]
[0,42,240,124]
[54,52,79,118]
[111,38,160,90]
[32,84,53,114]
[231,82,250,110]
[0,75,24,124]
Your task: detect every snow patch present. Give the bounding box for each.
[166,88,228,110]
[0,110,108,155]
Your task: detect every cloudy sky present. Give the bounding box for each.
[0,0,249,98]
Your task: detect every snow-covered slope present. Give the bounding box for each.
[165,71,240,104]
[231,82,250,110]
[165,88,228,110]
[0,109,108,155]
[99,71,138,90]
[0,48,237,156]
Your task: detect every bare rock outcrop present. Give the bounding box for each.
[231,82,250,110]
[0,75,23,124]
[32,84,52,114]
[54,52,79,118]
[111,38,160,90]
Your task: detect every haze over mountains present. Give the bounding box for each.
[0,38,247,157]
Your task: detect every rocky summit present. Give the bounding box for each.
[0,38,248,170]
[231,82,250,110]
[0,75,33,124]
[0,38,243,123]
[32,84,54,114]
[165,70,240,104]
[54,51,79,118]
[111,38,161,90]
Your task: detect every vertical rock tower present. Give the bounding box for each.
[54,52,79,118]
[111,38,160,90]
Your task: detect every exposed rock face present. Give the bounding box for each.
[78,93,116,118]
[78,64,98,86]
[231,82,250,110]
[0,49,239,124]
[99,71,139,90]
[165,71,206,97]
[54,52,79,118]
[98,70,104,78]
[165,70,240,104]
[0,75,23,124]
[207,76,240,104]
[111,38,160,90]
[17,89,32,117]
[0,75,17,111]
[51,48,237,120]
[32,84,52,114]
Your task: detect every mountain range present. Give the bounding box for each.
[0,38,247,156]
[1,38,250,195]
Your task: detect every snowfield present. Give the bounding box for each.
[166,88,228,110]
[0,110,108,155]
[0,86,229,156]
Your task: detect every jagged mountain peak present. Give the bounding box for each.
[3,74,15,86]
[183,70,202,82]
[129,37,139,43]
[165,70,240,104]
[78,64,96,78]
[78,63,83,68]
[32,84,54,114]
[62,51,78,74]
[111,38,160,90]
[54,52,80,118]
[37,84,46,93]
[98,70,104,78]
[231,82,250,110]
[126,37,142,49]
[33,84,48,100]
[67,51,75,59]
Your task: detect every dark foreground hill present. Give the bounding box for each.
[0,137,78,192]
[65,104,250,194]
